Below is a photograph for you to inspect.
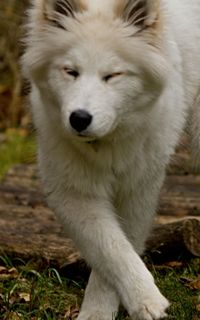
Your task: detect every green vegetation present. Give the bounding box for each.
[152,260,200,320]
[0,130,36,179]
[0,256,200,320]
[0,256,83,320]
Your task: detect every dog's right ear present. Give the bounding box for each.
[43,0,79,20]
[33,0,83,29]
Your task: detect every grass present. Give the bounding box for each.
[0,256,84,320]
[0,255,200,320]
[152,260,200,320]
[0,131,200,319]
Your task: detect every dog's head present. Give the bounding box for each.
[23,0,169,141]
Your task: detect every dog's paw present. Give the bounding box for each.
[77,310,117,320]
[131,289,169,320]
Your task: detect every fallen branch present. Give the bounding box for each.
[146,218,200,261]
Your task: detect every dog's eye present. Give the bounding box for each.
[103,73,123,82]
[63,67,79,78]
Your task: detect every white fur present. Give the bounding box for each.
[22,0,200,319]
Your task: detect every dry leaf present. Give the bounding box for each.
[0,266,18,281]
[19,292,31,302]
[64,305,79,319]
[0,266,7,273]
[187,278,200,290]
[7,311,22,320]
[180,276,200,290]
[166,261,184,268]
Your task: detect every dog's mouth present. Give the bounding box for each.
[76,133,100,150]
[77,133,97,142]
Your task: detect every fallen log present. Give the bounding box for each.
[146,218,200,261]
[159,175,200,217]
[1,215,199,267]
[0,164,200,268]
[1,166,200,217]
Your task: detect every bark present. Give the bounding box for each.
[146,218,200,262]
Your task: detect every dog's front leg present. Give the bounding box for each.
[117,169,166,256]
[77,270,119,320]
[50,194,168,320]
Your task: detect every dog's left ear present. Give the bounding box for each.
[122,0,160,30]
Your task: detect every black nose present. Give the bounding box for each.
[69,109,93,132]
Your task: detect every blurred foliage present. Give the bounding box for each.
[0,0,29,130]
[0,129,36,178]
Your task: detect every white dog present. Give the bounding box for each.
[22,0,200,319]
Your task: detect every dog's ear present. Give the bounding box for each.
[43,0,79,20]
[40,0,83,28]
[122,0,160,30]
